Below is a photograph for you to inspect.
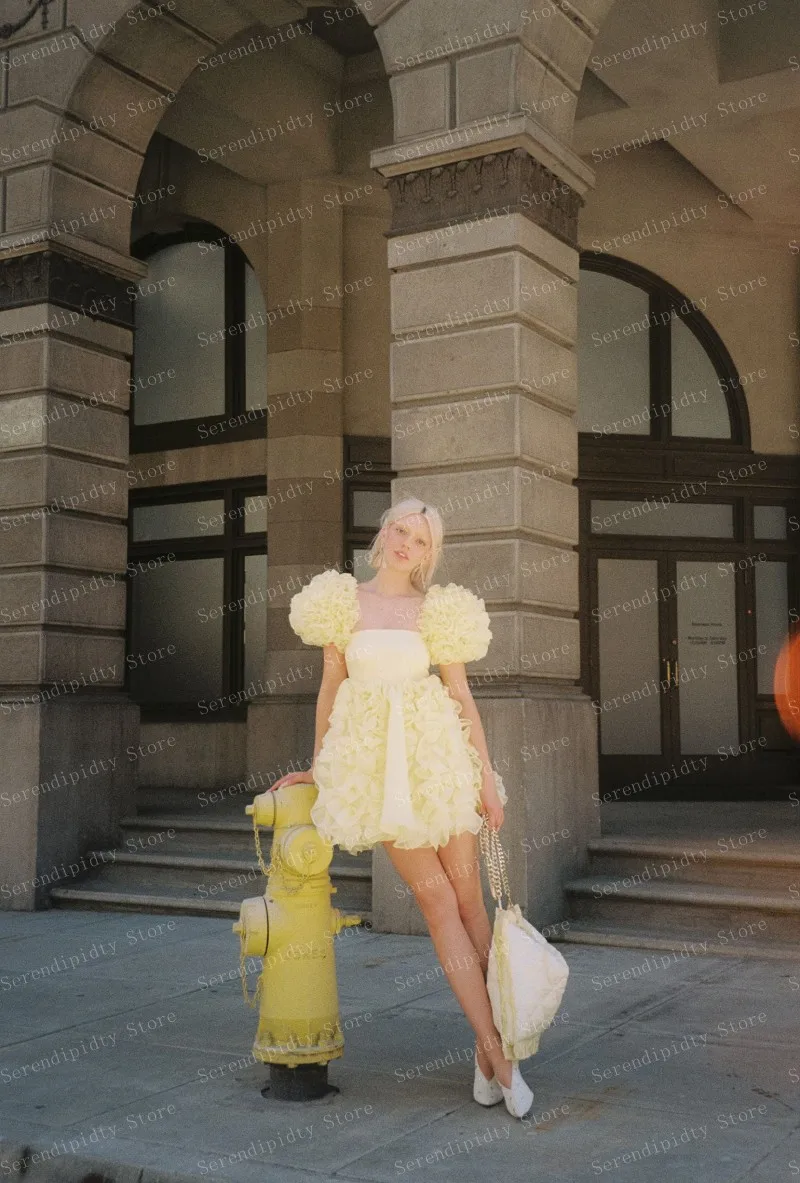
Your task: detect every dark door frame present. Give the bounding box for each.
[581,492,800,800]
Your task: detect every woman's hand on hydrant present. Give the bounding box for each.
[479,771,504,831]
[268,769,315,792]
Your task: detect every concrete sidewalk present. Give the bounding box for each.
[0,908,798,1182]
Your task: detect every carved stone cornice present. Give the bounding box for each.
[0,250,134,328]
[384,148,583,247]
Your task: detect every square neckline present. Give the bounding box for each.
[350,583,426,638]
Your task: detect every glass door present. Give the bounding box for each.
[591,549,792,798]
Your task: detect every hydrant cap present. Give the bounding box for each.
[281,826,333,877]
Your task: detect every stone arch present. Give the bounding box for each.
[3,0,625,257]
[357,0,618,157]
[38,2,264,260]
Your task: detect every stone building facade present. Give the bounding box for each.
[1,0,798,932]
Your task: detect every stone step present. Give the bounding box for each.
[135,783,257,813]
[91,849,371,879]
[49,882,371,924]
[49,849,371,916]
[586,836,800,893]
[118,816,369,875]
[552,920,800,961]
[564,876,800,945]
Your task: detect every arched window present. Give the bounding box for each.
[577,256,800,796]
[577,254,749,446]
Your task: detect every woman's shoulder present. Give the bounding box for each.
[288,569,359,650]
[418,581,491,664]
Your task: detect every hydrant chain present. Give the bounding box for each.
[252,816,271,878]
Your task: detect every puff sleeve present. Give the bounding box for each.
[418,583,492,665]
[288,570,359,653]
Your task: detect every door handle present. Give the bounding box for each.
[664,659,680,686]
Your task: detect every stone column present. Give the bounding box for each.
[368,151,601,933]
[246,179,346,784]
[359,0,611,930]
[0,0,262,910]
[0,250,140,909]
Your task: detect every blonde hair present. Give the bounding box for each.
[365,496,444,592]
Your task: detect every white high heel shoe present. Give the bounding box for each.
[499,1062,534,1119]
[473,1058,503,1106]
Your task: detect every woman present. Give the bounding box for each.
[270,496,533,1119]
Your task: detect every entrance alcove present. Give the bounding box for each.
[576,255,798,801]
[118,9,397,799]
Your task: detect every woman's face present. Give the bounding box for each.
[382,513,432,577]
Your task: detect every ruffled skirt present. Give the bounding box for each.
[310,674,507,854]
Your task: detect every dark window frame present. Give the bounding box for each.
[127,477,267,720]
[130,222,266,452]
[577,256,800,793]
[342,436,394,575]
[579,252,750,451]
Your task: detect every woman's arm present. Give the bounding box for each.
[271,642,348,790]
[313,642,349,766]
[439,661,504,829]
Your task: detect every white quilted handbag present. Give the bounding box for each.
[479,822,569,1061]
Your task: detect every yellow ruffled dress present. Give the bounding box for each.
[288,569,507,854]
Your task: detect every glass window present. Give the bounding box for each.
[131,500,225,541]
[244,554,268,685]
[591,500,734,537]
[244,494,268,532]
[755,562,789,695]
[675,561,739,753]
[577,270,651,435]
[343,443,392,580]
[245,265,268,411]
[579,259,742,443]
[671,318,731,438]
[351,547,375,582]
[597,559,661,754]
[133,245,226,425]
[129,557,225,702]
[352,489,391,529]
[131,233,268,445]
[128,485,267,710]
[754,506,787,540]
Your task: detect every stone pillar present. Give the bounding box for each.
[368,151,601,933]
[354,0,612,933]
[365,156,603,935]
[0,250,140,909]
[246,179,346,784]
[0,0,265,910]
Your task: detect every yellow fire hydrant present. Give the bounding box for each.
[232,781,361,1100]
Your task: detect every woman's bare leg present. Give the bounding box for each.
[435,830,512,1085]
[382,839,512,1088]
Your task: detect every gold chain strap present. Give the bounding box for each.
[479,821,512,909]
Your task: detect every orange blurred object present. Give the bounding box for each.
[774,632,800,742]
